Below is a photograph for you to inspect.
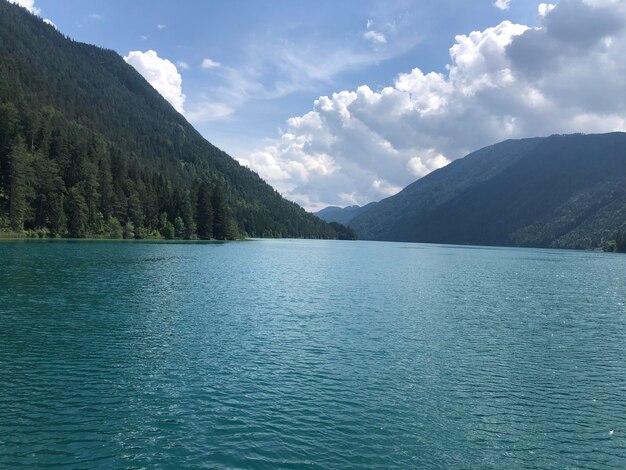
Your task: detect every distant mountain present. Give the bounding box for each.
[0,1,345,240]
[314,204,374,225]
[348,133,626,250]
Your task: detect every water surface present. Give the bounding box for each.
[1,239,625,468]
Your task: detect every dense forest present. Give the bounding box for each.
[329,133,626,250]
[603,230,626,253]
[0,1,352,240]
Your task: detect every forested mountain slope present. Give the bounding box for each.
[349,133,626,249]
[0,1,340,239]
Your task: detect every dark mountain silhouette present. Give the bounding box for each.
[345,133,626,249]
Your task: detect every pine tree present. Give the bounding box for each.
[616,230,626,253]
[196,182,213,239]
[225,217,239,240]
[212,186,227,240]
[0,103,20,218]
[48,195,67,236]
[66,187,88,237]
[173,216,185,239]
[127,192,144,238]
[181,194,195,239]
[32,152,65,229]
[8,139,34,231]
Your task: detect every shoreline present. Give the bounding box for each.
[0,235,250,243]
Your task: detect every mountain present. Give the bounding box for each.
[0,1,343,240]
[347,133,626,250]
[314,204,374,225]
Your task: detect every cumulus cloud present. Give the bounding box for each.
[538,3,556,16]
[494,0,512,10]
[177,61,190,70]
[157,24,166,30]
[242,0,626,210]
[124,50,186,114]
[9,0,40,15]
[201,58,221,69]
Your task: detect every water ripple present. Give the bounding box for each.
[1,240,625,468]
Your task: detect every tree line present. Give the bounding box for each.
[604,230,626,253]
[0,1,353,241]
[0,105,237,239]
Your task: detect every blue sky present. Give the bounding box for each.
[33,1,536,144]
[16,0,626,210]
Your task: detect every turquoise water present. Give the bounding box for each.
[1,239,625,469]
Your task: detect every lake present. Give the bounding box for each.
[1,239,625,468]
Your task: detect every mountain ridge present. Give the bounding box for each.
[314,204,375,225]
[0,1,345,239]
[334,133,626,249]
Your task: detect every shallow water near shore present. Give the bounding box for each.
[1,239,625,468]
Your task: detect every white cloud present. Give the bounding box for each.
[9,0,40,15]
[364,30,387,44]
[538,3,556,16]
[43,18,56,29]
[157,24,166,30]
[9,0,56,29]
[407,152,449,177]
[201,58,221,69]
[372,179,402,196]
[124,50,186,114]
[242,0,626,210]
[177,61,190,70]
[88,13,102,20]
[494,0,511,10]
[364,19,387,44]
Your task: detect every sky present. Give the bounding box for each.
[11,0,626,211]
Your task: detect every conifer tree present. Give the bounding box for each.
[196,182,213,239]
[212,186,227,240]
[32,152,65,229]
[8,139,34,231]
[181,195,196,239]
[66,187,88,237]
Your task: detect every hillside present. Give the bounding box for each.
[314,204,374,225]
[347,133,626,249]
[0,1,341,239]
